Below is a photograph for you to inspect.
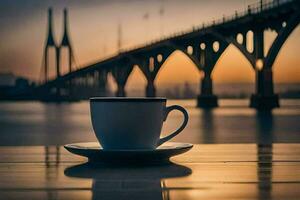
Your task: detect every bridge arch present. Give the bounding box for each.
[165,42,202,70]
[154,50,200,98]
[272,25,300,97]
[265,13,300,69]
[209,31,256,67]
[125,65,147,96]
[211,44,255,99]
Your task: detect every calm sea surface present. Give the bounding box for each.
[0,99,299,146]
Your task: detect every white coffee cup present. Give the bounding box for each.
[90,97,188,150]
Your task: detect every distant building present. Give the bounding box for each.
[15,78,30,90]
[0,72,35,100]
[182,82,196,99]
[0,73,17,86]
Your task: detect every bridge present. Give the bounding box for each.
[36,0,300,109]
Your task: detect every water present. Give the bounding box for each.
[0,99,300,146]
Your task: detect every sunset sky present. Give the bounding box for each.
[0,0,299,89]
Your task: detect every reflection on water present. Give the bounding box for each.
[256,111,274,144]
[64,163,191,200]
[200,110,215,144]
[257,144,273,200]
[45,146,60,167]
[44,146,61,200]
[256,111,273,200]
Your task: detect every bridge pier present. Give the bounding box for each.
[197,74,218,108]
[98,85,107,97]
[54,80,62,101]
[67,79,74,98]
[146,80,156,97]
[97,71,107,97]
[250,68,279,110]
[116,84,126,97]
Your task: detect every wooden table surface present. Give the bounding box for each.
[0,143,300,200]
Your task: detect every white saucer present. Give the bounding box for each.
[64,142,193,165]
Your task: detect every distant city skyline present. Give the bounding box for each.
[0,0,300,88]
[123,81,300,98]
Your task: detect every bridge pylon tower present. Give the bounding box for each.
[58,8,76,74]
[42,8,60,83]
[58,8,76,98]
[40,8,77,100]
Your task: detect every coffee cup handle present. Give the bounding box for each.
[157,105,189,147]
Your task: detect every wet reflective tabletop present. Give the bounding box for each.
[0,144,300,200]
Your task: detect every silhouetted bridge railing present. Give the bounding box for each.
[37,0,300,109]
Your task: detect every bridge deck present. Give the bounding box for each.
[0,143,299,200]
